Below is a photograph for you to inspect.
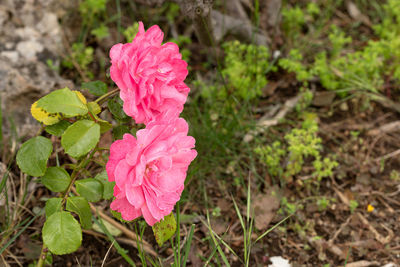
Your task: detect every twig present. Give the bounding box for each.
[69,186,157,256]
[328,216,352,244]
[88,202,158,257]
[367,121,400,136]
[374,148,400,162]
[101,240,115,267]
[332,186,392,244]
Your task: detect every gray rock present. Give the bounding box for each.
[0,0,73,138]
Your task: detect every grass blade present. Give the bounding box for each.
[182,224,195,267]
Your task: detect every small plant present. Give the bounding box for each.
[123,22,139,42]
[349,200,359,214]
[282,6,305,44]
[279,49,313,83]
[62,43,94,79]
[255,113,338,183]
[221,40,273,100]
[280,4,400,95]
[79,0,108,26]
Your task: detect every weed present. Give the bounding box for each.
[255,113,338,183]
[220,41,274,101]
[123,22,139,42]
[62,43,94,79]
[349,200,359,214]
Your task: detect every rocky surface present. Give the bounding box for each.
[0,0,74,138]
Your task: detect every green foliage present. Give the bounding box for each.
[36,88,88,117]
[306,2,320,17]
[255,114,338,182]
[66,196,92,229]
[349,200,358,214]
[221,41,272,100]
[79,0,108,25]
[61,120,100,158]
[279,49,312,83]
[16,136,53,177]
[296,88,314,112]
[123,22,140,42]
[41,167,71,193]
[45,198,63,219]
[152,213,177,246]
[75,178,103,202]
[374,0,400,40]
[169,35,192,62]
[42,211,82,255]
[62,43,94,79]
[328,25,352,57]
[82,81,108,96]
[254,141,286,177]
[45,121,71,137]
[279,5,400,94]
[282,6,305,42]
[91,24,109,40]
[94,170,114,200]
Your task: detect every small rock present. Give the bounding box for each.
[268,256,291,267]
[16,40,44,60]
[1,51,19,63]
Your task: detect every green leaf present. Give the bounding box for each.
[42,211,82,255]
[98,119,112,134]
[112,125,130,140]
[66,196,92,229]
[36,88,88,117]
[107,97,129,120]
[87,102,101,115]
[45,198,63,219]
[82,81,108,96]
[75,178,103,202]
[152,213,177,246]
[92,114,112,134]
[41,167,71,192]
[61,120,100,158]
[16,136,53,177]
[94,170,115,200]
[45,120,71,136]
[92,218,122,236]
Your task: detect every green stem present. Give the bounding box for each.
[95,88,120,105]
[36,244,48,267]
[61,148,97,206]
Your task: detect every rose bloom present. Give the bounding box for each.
[106,116,197,225]
[109,21,190,124]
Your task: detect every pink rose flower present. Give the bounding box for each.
[106,116,197,225]
[109,21,190,124]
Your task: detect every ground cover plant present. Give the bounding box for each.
[1,0,400,266]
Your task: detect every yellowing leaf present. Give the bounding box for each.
[74,91,87,105]
[31,101,61,125]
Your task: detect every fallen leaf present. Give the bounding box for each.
[252,186,281,230]
[312,91,336,107]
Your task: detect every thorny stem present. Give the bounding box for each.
[95,88,120,105]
